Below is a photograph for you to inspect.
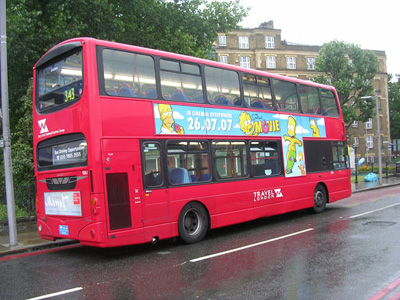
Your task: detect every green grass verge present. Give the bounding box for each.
[0,204,31,221]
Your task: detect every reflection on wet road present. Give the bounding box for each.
[2,186,400,300]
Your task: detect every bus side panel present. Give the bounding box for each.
[101,98,153,137]
[325,118,346,140]
[168,181,255,236]
[324,169,352,202]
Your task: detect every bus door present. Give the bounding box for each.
[141,142,170,233]
[102,139,143,232]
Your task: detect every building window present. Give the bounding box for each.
[365,118,373,129]
[353,137,359,147]
[239,36,249,49]
[240,56,250,69]
[219,35,226,47]
[352,120,358,127]
[265,36,275,49]
[307,57,316,70]
[366,136,374,149]
[266,56,276,69]
[286,57,296,69]
[219,55,228,64]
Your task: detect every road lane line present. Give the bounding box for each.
[368,276,400,300]
[190,228,314,263]
[348,203,400,219]
[26,287,83,300]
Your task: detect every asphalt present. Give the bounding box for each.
[1,176,400,258]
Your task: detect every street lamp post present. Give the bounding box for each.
[361,93,382,185]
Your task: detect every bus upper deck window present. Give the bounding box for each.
[205,67,240,106]
[36,48,83,113]
[273,79,299,113]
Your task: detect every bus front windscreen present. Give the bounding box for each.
[36,48,83,113]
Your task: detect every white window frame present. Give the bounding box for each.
[240,56,250,69]
[239,36,249,49]
[265,36,275,49]
[353,137,359,147]
[286,56,296,69]
[366,136,374,149]
[266,56,276,69]
[352,120,358,127]
[219,35,227,47]
[365,118,373,129]
[307,57,316,70]
[219,55,228,64]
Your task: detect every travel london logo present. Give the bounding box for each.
[38,119,49,134]
[37,119,65,138]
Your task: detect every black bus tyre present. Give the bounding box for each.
[178,202,208,244]
[312,184,327,213]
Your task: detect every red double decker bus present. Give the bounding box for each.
[33,38,351,247]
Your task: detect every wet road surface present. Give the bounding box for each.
[1,186,400,300]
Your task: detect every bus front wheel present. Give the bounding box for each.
[312,184,327,213]
[178,202,208,244]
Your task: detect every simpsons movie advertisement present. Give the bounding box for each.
[154,104,327,178]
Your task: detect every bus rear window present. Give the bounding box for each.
[36,49,83,113]
[37,133,87,170]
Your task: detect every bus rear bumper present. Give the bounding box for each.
[37,219,56,241]
[77,221,107,244]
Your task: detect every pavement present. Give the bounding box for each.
[1,176,400,258]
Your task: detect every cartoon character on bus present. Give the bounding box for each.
[238,111,253,135]
[157,104,184,134]
[310,118,320,137]
[283,116,302,174]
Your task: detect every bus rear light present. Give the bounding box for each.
[91,196,98,207]
[38,225,42,232]
[91,196,101,216]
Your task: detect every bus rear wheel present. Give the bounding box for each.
[312,184,327,213]
[178,202,208,244]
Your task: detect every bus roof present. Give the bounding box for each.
[35,37,336,92]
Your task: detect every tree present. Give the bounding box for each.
[6,0,248,121]
[389,74,400,139]
[313,40,378,128]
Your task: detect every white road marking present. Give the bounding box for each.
[26,287,83,300]
[190,228,314,263]
[348,203,400,219]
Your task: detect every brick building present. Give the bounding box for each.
[215,21,390,163]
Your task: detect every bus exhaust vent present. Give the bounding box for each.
[106,173,132,230]
[40,176,86,190]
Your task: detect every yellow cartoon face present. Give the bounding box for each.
[310,119,316,128]
[287,116,296,136]
[239,112,253,135]
[158,104,174,129]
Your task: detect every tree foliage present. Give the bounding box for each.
[312,40,378,127]
[389,75,400,139]
[2,0,248,210]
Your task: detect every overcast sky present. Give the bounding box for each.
[238,0,400,77]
